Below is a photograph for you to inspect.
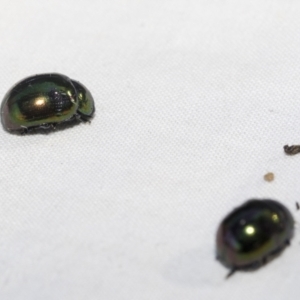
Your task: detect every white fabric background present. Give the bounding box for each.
[0,0,300,299]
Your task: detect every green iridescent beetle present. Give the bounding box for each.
[1,73,95,133]
[216,199,294,277]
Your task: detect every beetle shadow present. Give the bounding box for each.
[163,248,221,287]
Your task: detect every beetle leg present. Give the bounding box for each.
[226,268,236,279]
[20,126,28,134]
[262,256,267,265]
[76,113,92,123]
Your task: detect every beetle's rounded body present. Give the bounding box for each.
[216,199,294,275]
[1,73,95,133]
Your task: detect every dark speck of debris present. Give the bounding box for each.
[284,145,300,155]
[264,172,274,182]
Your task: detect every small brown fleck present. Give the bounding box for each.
[264,172,274,182]
[284,145,300,155]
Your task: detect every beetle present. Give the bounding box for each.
[1,73,95,133]
[216,199,294,277]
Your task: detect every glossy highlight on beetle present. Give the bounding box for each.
[1,73,95,133]
[216,199,294,277]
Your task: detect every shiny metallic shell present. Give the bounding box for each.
[1,73,95,133]
[216,199,294,274]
